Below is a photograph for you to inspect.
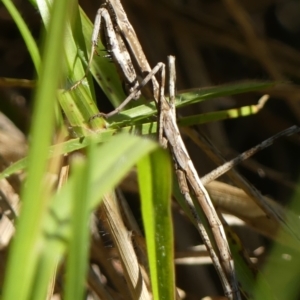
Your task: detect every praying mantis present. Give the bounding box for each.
[72,0,242,299]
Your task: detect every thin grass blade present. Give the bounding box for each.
[2,0,75,299]
[137,149,175,300]
[64,151,93,300]
[1,0,41,72]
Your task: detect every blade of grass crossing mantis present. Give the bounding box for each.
[177,95,269,127]
[102,83,271,124]
[176,81,274,107]
[137,148,175,300]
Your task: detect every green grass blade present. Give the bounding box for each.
[88,134,159,208]
[34,0,106,133]
[2,0,75,299]
[254,183,300,300]
[64,151,93,300]
[225,227,275,299]
[29,244,61,300]
[1,0,41,72]
[177,100,267,126]
[137,149,175,300]
[78,9,130,107]
[59,89,105,135]
[177,81,275,107]
[0,121,159,180]
[104,81,274,123]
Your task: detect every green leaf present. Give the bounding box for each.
[225,227,275,299]
[0,121,159,180]
[255,183,300,300]
[2,0,76,299]
[105,80,275,123]
[177,100,267,126]
[176,81,275,107]
[78,9,131,107]
[64,148,93,300]
[138,148,175,300]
